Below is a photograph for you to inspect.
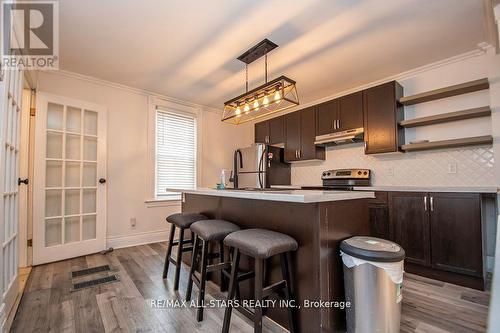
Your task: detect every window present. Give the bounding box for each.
[155,108,197,198]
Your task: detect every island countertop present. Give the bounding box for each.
[167,187,375,203]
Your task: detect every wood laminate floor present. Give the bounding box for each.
[11,242,490,333]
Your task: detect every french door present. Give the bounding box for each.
[33,93,106,265]
[0,67,23,329]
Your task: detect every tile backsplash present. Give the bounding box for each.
[291,143,495,187]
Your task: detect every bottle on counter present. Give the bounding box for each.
[218,169,227,189]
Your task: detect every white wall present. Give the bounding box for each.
[36,71,253,248]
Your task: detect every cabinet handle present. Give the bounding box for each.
[337,119,340,129]
[430,196,434,212]
[298,150,301,159]
[295,150,298,159]
[424,196,427,211]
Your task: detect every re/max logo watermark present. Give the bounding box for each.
[1,0,59,70]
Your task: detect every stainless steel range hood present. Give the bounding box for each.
[314,127,364,146]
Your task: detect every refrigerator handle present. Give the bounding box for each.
[258,147,266,189]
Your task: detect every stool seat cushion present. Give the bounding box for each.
[166,213,207,228]
[191,220,240,241]
[224,229,298,259]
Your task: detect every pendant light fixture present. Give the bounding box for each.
[222,39,299,124]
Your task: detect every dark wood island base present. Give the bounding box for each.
[181,193,371,332]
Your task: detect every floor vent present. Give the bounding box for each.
[71,264,111,278]
[72,274,119,291]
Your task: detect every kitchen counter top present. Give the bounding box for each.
[352,186,498,193]
[167,187,375,203]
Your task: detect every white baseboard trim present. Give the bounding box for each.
[107,229,169,249]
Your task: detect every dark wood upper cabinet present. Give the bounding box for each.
[268,116,285,145]
[389,192,431,267]
[284,108,325,162]
[338,91,363,131]
[315,92,363,136]
[363,81,404,154]
[284,112,301,162]
[255,117,285,145]
[254,121,269,144]
[429,193,483,277]
[300,107,325,160]
[316,99,338,136]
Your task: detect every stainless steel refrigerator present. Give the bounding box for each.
[231,143,290,189]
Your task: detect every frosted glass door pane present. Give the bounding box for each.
[83,137,97,161]
[83,163,97,187]
[84,110,98,135]
[83,189,96,213]
[45,190,62,217]
[46,161,62,187]
[83,215,96,240]
[65,190,80,215]
[47,103,64,130]
[65,134,81,160]
[65,217,80,243]
[66,107,81,133]
[46,132,63,158]
[65,162,80,187]
[45,218,62,246]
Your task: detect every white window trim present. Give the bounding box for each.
[146,96,203,204]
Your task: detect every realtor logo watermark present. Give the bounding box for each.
[1,1,59,70]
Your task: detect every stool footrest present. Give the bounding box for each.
[171,238,193,246]
[235,305,255,321]
[182,246,194,252]
[207,262,231,273]
[262,280,287,298]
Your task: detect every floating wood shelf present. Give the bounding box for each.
[401,135,493,152]
[399,78,489,106]
[399,106,491,128]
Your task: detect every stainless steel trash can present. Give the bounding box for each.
[340,236,405,333]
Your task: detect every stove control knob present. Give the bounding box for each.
[357,171,362,175]
[363,171,368,175]
[322,172,327,177]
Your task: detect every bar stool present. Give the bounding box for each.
[222,228,298,333]
[163,212,207,290]
[186,219,240,322]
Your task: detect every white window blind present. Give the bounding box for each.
[156,109,197,197]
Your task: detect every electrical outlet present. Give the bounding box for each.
[387,167,394,176]
[130,218,137,229]
[448,163,457,174]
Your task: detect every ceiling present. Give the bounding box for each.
[58,0,489,109]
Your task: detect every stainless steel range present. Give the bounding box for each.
[322,168,371,190]
[302,168,371,191]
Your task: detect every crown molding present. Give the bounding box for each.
[38,69,222,114]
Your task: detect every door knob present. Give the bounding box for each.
[99,178,106,184]
[18,178,29,185]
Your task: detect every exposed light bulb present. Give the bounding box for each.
[244,103,250,114]
[253,99,259,111]
[262,94,269,106]
[235,105,241,117]
[274,90,281,103]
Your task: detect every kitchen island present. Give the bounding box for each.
[171,188,375,332]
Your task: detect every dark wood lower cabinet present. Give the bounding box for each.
[370,191,485,290]
[389,192,431,267]
[368,192,390,240]
[429,193,483,277]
